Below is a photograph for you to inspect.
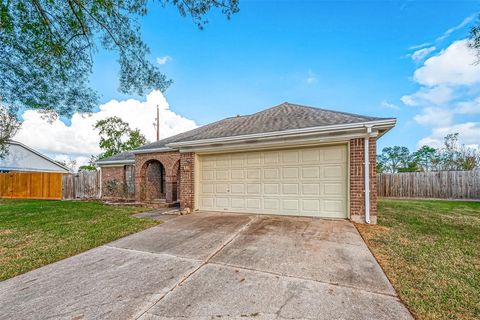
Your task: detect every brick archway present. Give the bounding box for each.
[138,159,165,202]
[135,152,181,203]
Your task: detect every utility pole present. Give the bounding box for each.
[155,104,160,141]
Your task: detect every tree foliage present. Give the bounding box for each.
[94,116,147,159]
[0,104,21,159]
[0,0,239,118]
[377,133,480,173]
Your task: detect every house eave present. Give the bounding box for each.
[131,147,177,154]
[96,160,135,166]
[167,119,396,152]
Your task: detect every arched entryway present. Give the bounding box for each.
[139,159,166,202]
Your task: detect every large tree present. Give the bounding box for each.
[94,116,147,159]
[377,146,413,173]
[0,0,239,118]
[0,104,21,158]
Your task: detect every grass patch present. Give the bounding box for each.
[0,199,158,281]
[357,199,480,320]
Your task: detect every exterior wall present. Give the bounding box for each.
[0,143,69,173]
[349,137,377,224]
[100,165,134,201]
[135,152,181,203]
[179,152,195,210]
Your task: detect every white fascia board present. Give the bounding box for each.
[96,160,135,166]
[131,147,176,154]
[179,131,368,154]
[167,119,396,149]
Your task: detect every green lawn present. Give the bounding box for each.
[356,199,480,320]
[0,199,158,281]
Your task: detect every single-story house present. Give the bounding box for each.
[97,102,395,224]
[0,141,69,173]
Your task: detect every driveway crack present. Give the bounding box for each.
[133,215,258,320]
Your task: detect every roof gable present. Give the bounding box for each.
[135,102,390,151]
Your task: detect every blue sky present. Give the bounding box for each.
[17,1,480,166]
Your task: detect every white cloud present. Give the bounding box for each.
[414,107,453,127]
[410,46,436,62]
[306,70,317,84]
[455,96,480,114]
[408,42,433,50]
[156,55,171,65]
[381,100,400,110]
[436,14,476,42]
[401,85,454,106]
[14,90,197,168]
[414,40,480,86]
[417,122,480,149]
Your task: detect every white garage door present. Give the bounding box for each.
[197,144,348,218]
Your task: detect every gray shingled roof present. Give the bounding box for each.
[135,102,389,151]
[96,151,134,163]
[98,102,391,163]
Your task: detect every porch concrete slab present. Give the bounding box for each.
[211,215,395,295]
[0,246,200,320]
[109,211,254,260]
[142,263,412,320]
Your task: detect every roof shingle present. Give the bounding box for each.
[98,102,392,162]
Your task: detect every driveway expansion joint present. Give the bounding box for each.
[207,260,400,300]
[133,215,259,320]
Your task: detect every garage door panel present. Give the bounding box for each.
[282,150,299,163]
[264,168,280,179]
[216,170,229,180]
[231,169,244,179]
[200,197,215,209]
[282,199,299,211]
[215,197,229,209]
[302,183,320,195]
[215,184,229,194]
[282,183,299,195]
[302,167,320,179]
[323,199,345,215]
[247,154,262,165]
[322,165,344,179]
[231,198,245,209]
[283,167,299,179]
[302,199,321,212]
[246,183,261,194]
[247,169,261,179]
[202,170,215,180]
[230,183,245,194]
[198,145,347,218]
[323,183,345,196]
[301,149,321,162]
[264,151,280,164]
[264,198,280,210]
[246,198,262,209]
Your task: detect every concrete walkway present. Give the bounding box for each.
[0,212,412,320]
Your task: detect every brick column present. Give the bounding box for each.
[180,152,195,210]
[349,137,377,224]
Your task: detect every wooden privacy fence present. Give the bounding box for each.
[0,172,63,200]
[378,171,480,200]
[62,171,100,200]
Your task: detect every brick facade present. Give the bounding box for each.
[349,137,377,224]
[100,165,135,201]
[179,152,195,210]
[135,152,181,203]
[101,139,377,223]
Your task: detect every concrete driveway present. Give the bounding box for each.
[0,212,412,320]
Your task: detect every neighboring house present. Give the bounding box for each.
[97,103,395,224]
[0,141,69,173]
